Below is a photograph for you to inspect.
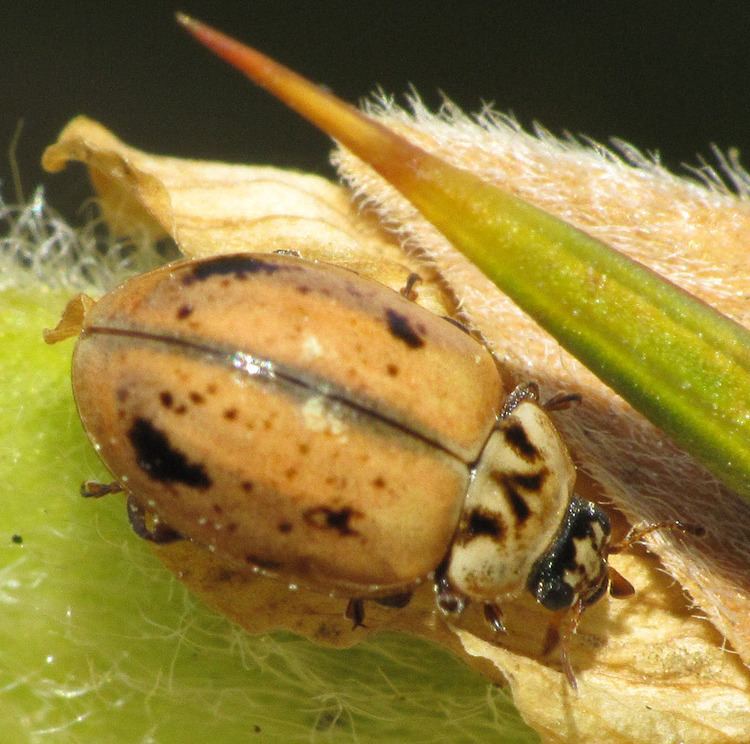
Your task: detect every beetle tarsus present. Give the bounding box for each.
[80,480,123,498]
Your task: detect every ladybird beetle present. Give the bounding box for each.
[46,252,700,686]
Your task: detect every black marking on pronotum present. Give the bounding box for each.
[303,506,362,536]
[491,469,548,524]
[182,255,281,285]
[503,422,540,461]
[385,308,425,349]
[507,488,532,524]
[491,470,532,524]
[465,508,505,539]
[128,417,212,489]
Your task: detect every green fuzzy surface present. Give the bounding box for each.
[0,273,538,740]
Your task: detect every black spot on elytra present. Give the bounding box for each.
[385,309,425,348]
[11,534,23,545]
[128,417,211,489]
[176,304,193,319]
[223,408,238,420]
[386,363,399,377]
[304,506,362,536]
[159,391,173,409]
[183,255,280,285]
[372,476,386,489]
[466,509,505,539]
[278,521,293,533]
[503,422,539,460]
[189,391,205,404]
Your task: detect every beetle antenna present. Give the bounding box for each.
[608,519,705,555]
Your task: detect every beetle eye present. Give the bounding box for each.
[532,571,576,611]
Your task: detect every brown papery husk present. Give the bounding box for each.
[333,97,750,663]
[43,116,750,742]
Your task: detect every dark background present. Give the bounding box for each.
[3,2,750,220]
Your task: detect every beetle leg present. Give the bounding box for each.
[482,603,506,633]
[542,601,585,691]
[126,495,183,544]
[542,392,583,412]
[602,518,704,598]
[399,272,421,301]
[80,480,123,498]
[502,383,583,418]
[433,561,468,616]
[499,382,541,417]
[345,597,367,629]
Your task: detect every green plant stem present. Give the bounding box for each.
[179,14,750,501]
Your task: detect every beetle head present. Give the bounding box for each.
[526,497,614,611]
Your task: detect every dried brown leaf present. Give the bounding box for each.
[43,117,750,742]
[42,116,452,314]
[333,100,750,663]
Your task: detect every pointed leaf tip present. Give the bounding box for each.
[176,15,427,184]
[178,17,750,502]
